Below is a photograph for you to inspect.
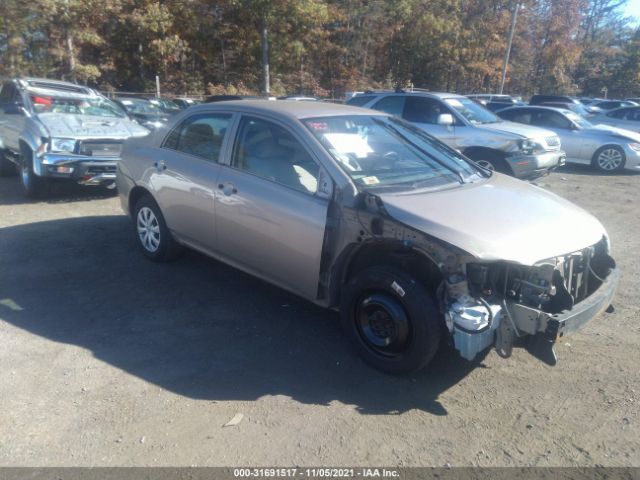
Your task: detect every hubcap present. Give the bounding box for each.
[137,207,161,252]
[355,293,411,357]
[475,160,495,171]
[597,148,623,171]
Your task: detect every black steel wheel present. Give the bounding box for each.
[340,266,442,374]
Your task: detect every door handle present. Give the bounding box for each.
[154,160,167,171]
[218,183,237,195]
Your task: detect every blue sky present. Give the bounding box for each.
[624,0,640,24]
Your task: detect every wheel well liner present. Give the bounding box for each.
[128,185,154,218]
[329,241,443,307]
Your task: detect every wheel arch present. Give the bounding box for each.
[128,185,156,220]
[462,146,512,174]
[328,240,444,308]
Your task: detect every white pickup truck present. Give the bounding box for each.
[0,77,149,197]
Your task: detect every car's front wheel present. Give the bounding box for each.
[133,195,182,261]
[592,145,625,173]
[340,266,442,374]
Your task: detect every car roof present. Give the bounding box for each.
[17,77,96,96]
[372,91,466,100]
[501,105,575,115]
[185,99,387,119]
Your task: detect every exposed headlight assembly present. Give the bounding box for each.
[518,138,543,155]
[50,138,76,153]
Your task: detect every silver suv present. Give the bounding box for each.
[0,77,149,197]
[348,91,565,178]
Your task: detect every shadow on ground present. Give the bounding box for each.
[0,216,484,415]
[0,176,117,206]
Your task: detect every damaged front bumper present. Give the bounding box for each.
[447,243,619,364]
[506,150,566,179]
[35,152,119,185]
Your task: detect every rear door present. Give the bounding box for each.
[150,112,233,252]
[214,115,330,300]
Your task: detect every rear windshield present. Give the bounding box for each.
[346,95,375,107]
[304,115,482,191]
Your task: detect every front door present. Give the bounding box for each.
[214,115,329,299]
[150,113,233,251]
[401,96,459,147]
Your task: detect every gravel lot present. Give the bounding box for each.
[0,166,638,467]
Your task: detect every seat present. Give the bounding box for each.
[180,123,218,160]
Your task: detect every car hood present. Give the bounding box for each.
[475,120,555,140]
[38,113,149,139]
[589,124,640,142]
[378,174,606,265]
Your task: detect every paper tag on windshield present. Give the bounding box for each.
[361,176,380,185]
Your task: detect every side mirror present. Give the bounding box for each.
[3,103,24,115]
[315,167,334,199]
[437,113,454,126]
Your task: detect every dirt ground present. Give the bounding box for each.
[0,165,638,467]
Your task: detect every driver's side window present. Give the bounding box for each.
[403,97,451,124]
[533,111,571,129]
[232,117,320,194]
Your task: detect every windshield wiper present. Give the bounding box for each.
[374,119,466,184]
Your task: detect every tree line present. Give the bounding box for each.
[1,0,638,99]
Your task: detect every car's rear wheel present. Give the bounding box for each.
[0,149,16,177]
[474,160,496,171]
[19,144,48,197]
[340,266,442,374]
[592,145,625,173]
[133,195,182,261]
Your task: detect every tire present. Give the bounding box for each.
[339,266,442,374]
[468,152,511,175]
[0,149,16,177]
[19,144,48,197]
[132,194,182,262]
[592,145,625,173]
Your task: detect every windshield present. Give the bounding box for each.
[118,99,163,114]
[304,115,482,191]
[444,97,500,124]
[566,111,593,128]
[30,94,124,118]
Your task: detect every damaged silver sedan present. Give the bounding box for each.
[117,101,618,373]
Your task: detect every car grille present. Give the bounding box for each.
[545,136,561,149]
[78,141,122,157]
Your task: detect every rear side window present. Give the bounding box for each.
[345,95,375,107]
[372,96,406,116]
[163,114,231,162]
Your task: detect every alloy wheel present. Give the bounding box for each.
[137,207,161,252]
[597,148,623,171]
